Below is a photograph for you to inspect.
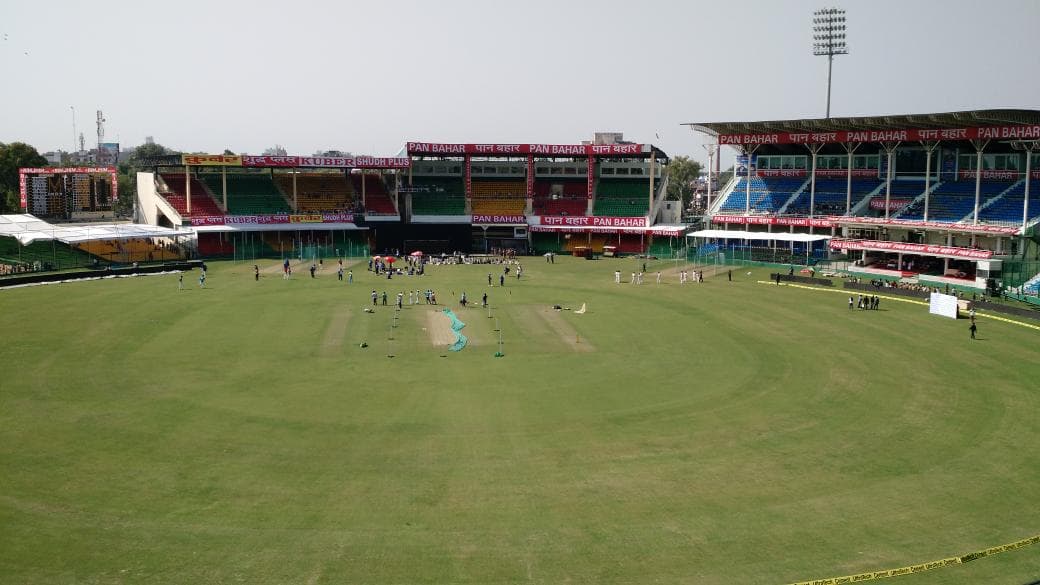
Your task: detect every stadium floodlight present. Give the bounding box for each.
[812,7,848,119]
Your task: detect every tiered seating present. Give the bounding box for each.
[274,173,354,212]
[594,179,649,216]
[197,233,234,256]
[901,180,1012,221]
[75,239,184,263]
[979,182,1040,224]
[785,178,883,215]
[200,173,291,215]
[471,198,525,215]
[351,174,397,215]
[0,236,97,272]
[159,174,223,217]
[533,180,587,216]
[410,177,466,215]
[471,180,526,215]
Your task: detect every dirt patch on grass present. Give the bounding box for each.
[538,308,594,352]
[511,305,594,352]
[320,308,351,356]
[426,309,456,348]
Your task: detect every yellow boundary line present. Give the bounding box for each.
[784,534,1040,585]
[757,281,1040,332]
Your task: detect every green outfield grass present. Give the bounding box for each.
[1,256,1038,585]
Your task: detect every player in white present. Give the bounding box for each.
[656,271,661,284]
[614,270,621,284]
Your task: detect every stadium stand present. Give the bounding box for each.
[410,177,467,215]
[199,173,292,215]
[899,180,1012,221]
[471,180,526,215]
[978,181,1040,224]
[274,173,354,212]
[533,180,587,216]
[75,239,184,263]
[159,174,223,217]
[594,179,649,216]
[0,236,98,272]
[351,174,397,215]
[784,178,883,215]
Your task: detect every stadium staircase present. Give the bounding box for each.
[159,174,224,217]
[648,173,670,221]
[849,181,887,215]
[706,175,739,216]
[968,180,1031,224]
[774,180,810,215]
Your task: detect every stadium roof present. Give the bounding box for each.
[0,214,191,246]
[684,109,1040,140]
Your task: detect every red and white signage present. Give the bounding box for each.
[189,212,354,226]
[239,155,410,169]
[718,124,1040,146]
[869,198,912,210]
[472,214,526,224]
[406,142,646,157]
[711,214,835,228]
[536,215,648,228]
[829,216,1022,235]
[18,171,27,209]
[829,238,994,260]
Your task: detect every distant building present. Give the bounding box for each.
[582,132,636,146]
[42,151,64,165]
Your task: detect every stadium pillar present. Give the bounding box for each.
[742,145,759,216]
[649,155,656,216]
[881,142,900,220]
[185,165,192,215]
[920,141,939,222]
[361,170,367,209]
[703,143,716,210]
[806,143,823,221]
[221,165,227,212]
[1022,146,1034,231]
[843,142,859,215]
[971,139,989,225]
[292,167,298,212]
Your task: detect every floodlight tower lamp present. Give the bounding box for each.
[812,7,848,119]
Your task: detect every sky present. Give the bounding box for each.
[1,0,1039,166]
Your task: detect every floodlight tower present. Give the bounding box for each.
[812,7,847,119]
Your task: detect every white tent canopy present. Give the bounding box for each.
[686,229,831,243]
[0,214,192,246]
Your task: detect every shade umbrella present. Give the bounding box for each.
[410,250,423,257]
[386,256,396,264]
[372,255,382,261]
